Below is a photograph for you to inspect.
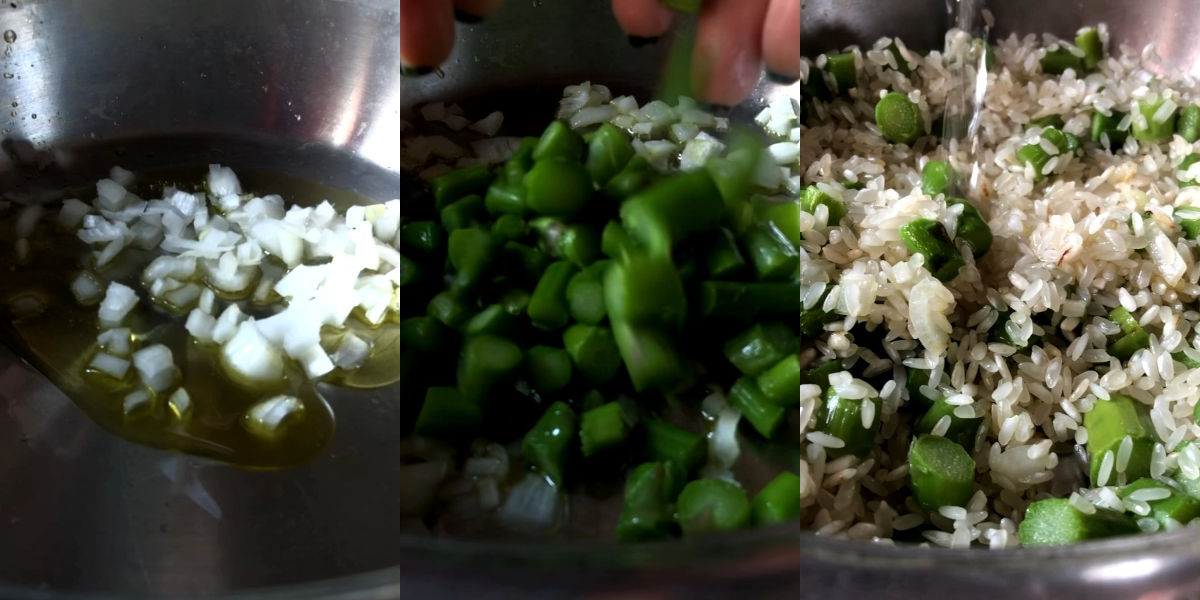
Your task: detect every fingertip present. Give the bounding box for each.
[761,0,800,80]
[401,0,455,70]
[692,0,769,106]
[612,0,675,39]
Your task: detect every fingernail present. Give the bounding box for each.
[400,64,435,77]
[627,35,660,48]
[766,71,800,85]
[454,9,483,24]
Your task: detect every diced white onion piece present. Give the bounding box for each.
[96,179,128,211]
[203,253,257,293]
[71,271,103,305]
[58,198,92,230]
[198,288,215,314]
[252,277,276,304]
[356,275,398,325]
[162,282,202,310]
[132,344,177,392]
[166,388,191,420]
[143,255,197,282]
[242,394,304,439]
[95,238,127,267]
[295,343,334,378]
[98,282,138,328]
[332,333,370,370]
[220,320,284,386]
[470,110,504,136]
[78,215,128,244]
[275,264,327,299]
[193,204,209,230]
[207,164,242,197]
[168,190,198,219]
[217,193,241,213]
[123,389,153,417]
[768,141,800,164]
[109,166,135,187]
[372,200,400,242]
[150,277,183,297]
[235,240,264,265]
[498,472,562,533]
[211,304,245,344]
[570,105,618,129]
[130,220,164,250]
[88,352,130,379]
[185,308,217,343]
[97,327,132,356]
[15,203,43,238]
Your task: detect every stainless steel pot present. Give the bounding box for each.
[400,0,1200,598]
[0,1,400,598]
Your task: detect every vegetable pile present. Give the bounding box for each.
[401,111,844,536]
[21,165,400,452]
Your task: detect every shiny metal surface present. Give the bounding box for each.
[401,0,1200,597]
[0,0,400,597]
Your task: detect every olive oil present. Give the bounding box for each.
[0,168,399,468]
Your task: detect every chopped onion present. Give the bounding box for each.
[185,308,217,343]
[207,164,242,197]
[242,394,304,439]
[197,288,215,314]
[469,110,504,136]
[71,271,103,305]
[95,179,128,211]
[109,166,135,187]
[356,274,398,325]
[274,264,327,299]
[498,472,562,533]
[150,277,183,297]
[97,327,132,356]
[88,352,130,379]
[98,282,138,328]
[123,389,153,418]
[57,198,92,230]
[294,343,334,379]
[210,304,244,344]
[162,282,202,310]
[203,252,258,293]
[167,387,192,420]
[251,277,276,304]
[95,238,127,267]
[132,344,178,392]
[143,255,197,282]
[78,215,128,244]
[167,190,199,219]
[220,319,284,386]
[130,220,164,250]
[332,333,370,370]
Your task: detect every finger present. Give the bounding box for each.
[761,0,800,79]
[611,0,675,41]
[453,0,503,22]
[691,0,770,106]
[400,0,455,73]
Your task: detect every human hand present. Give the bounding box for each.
[399,0,800,107]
